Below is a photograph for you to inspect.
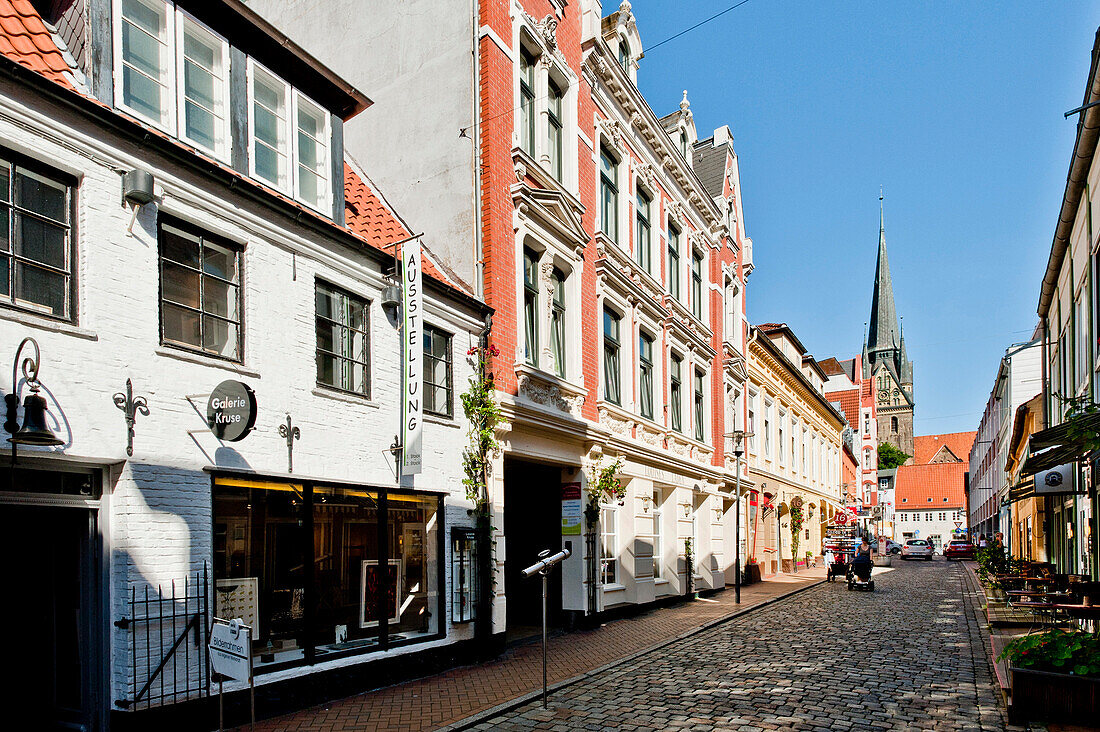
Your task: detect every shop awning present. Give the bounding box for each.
[1020,412,1100,476]
[1002,480,1035,506]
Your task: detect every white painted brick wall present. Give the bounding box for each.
[0,79,482,704]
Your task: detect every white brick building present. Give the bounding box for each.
[0,3,489,730]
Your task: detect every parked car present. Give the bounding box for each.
[901,539,934,560]
[883,539,902,555]
[942,540,976,560]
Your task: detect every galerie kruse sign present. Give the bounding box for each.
[402,239,423,474]
[206,380,257,442]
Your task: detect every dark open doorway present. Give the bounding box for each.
[503,457,564,640]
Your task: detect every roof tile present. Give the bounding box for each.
[913,431,977,465]
[894,462,968,509]
[0,1,74,89]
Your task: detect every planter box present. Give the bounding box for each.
[743,563,762,585]
[873,555,893,567]
[1010,667,1100,725]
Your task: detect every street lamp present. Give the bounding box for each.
[4,337,63,461]
[725,429,748,603]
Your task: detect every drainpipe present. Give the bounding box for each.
[470,0,484,299]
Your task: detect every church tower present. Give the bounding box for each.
[863,194,915,458]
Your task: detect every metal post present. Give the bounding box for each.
[249,647,255,732]
[734,453,741,603]
[541,571,548,708]
[218,678,223,732]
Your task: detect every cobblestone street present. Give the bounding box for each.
[476,560,1014,731]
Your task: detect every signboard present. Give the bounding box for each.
[401,239,423,475]
[209,618,251,682]
[1035,463,1082,495]
[561,483,582,536]
[207,381,256,441]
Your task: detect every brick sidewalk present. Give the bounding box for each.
[245,569,827,732]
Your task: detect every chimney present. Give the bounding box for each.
[713,125,733,147]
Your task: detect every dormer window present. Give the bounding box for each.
[617,39,630,73]
[248,60,331,211]
[115,0,231,160]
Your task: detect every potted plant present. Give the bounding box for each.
[743,556,761,585]
[998,629,1100,724]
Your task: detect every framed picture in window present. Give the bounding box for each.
[359,558,401,628]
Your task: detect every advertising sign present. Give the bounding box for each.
[561,482,582,536]
[1035,463,1081,495]
[209,618,251,682]
[402,239,423,475]
[206,381,257,441]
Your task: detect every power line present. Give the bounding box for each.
[459,0,754,137]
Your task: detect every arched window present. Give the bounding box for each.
[891,416,898,433]
[618,39,630,73]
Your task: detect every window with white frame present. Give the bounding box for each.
[764,399,773,459]
[248,59,330,210]
[667,222,681,299]
[652,490,663,579]
[523,247,539,367]
[693,368,706,442]
[519,47,537,158]
[116,0,230,160]
[600,505,618,585]
[547,78,564,180]
[747,391,756,451]
[600,146,619,242]
[639,331,654,420]
[1076,294,1088,388]
[691,249,704,319]
[603,307,621,404]
[669,353,683,433]
[778,409,786,463]
[802,428,808,473]
[550,267,566,377]
[635,188,652,273]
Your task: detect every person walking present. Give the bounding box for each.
[978,534,988,549]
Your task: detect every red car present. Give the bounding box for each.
[943,540,976,560]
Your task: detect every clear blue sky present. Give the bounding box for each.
[630,0,1097,436]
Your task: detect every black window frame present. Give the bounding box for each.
[423,323,453,418]
[638,331,654,420]
[670,354,682,433]
[523,246,539,366]
[315,278,371,397]
[603,307,621,405]
[599,146,619,242]
[158,215,243,362]
[0,151,77,322]
[550,267,566,378]
[635,187,651,273]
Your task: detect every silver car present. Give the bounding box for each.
[901,539,934,560]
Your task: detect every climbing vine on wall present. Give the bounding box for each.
[790,501,805,560]
[460,343,501,513]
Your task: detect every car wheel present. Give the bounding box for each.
[869,581,875,591]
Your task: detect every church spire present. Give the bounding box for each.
[867,191,901,362]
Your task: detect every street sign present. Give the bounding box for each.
[209,618,251,682]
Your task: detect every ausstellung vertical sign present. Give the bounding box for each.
[402,238,423,474]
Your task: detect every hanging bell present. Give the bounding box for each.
[10,392,63,446]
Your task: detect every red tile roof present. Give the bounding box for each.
[913,431,977,465]
[894,462,968,509]
[0,0,74,89]
[0,2,473,299]
[817,357,845,376]
[756,323,786,331]
[824,387,860,427]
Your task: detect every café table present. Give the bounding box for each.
[1051,603,1100,633]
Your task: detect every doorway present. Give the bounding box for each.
[503,458,564,639]
[0,502,102,730]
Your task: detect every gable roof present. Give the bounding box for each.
[817,357,845,376]
[0,0,75,89]
[894,462,968,509]
[824,387,860,428]
[913,431,977,465]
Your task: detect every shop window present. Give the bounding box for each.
[423,324,453,417]
[0,155,74,320]
[603,307,621,404]
[638,331,654,419]
[115,0,231,160]
[669,354,682,433]
[213,477,442,672]
[523,247,539,366]
[316,280,370,396]
[599,146,619,242]
[158,217,241,361]
[600,505,617,585]
[550,268,566,378]
[450,528,478,623]
[652,494,663,579]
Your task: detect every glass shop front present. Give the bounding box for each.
[212,475,443,672]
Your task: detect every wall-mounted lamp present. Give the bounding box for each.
[381,283,402,322]
[641,495,652,513]
[4,337,63,458]
[681,503,691,518]
[122,168,155,236]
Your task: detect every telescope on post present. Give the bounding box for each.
[522,547,571,708]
